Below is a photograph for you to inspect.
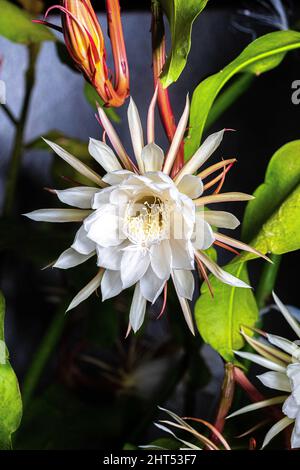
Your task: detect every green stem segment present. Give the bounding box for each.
[22,306,66,410]
[255,254,282,310]
[3,43,40,216]
[1,105,18,126]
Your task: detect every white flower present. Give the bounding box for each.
[24,93,267,334]
[229,292,300,449]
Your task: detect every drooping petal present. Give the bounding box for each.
[203,210,240,229]
[266,334,300,360]
[173,269,195,301]
[227,396,288,419]
[262,416,294,449]
[55,187,99,209]
[150,240,172,280]
[88,138,123,172]
[234,350,286,372]
[174,129,225,184]
[121,248,150,289]
[129,283,147,333]
[142,143,164,172]
[66,269,104,312]
[176,175,203,199]
[101,269,123,301]
[195,251,250,288]
[128,97,144,172]
[140,267,165,303]
[43,138,104,187]
[72,226,96,254]
[53,247,95,269]
[193,214,215,250]
[163,95,189,175]
[172,273,195,335]
[273,292,300,339]
[257,371,291,392]
[24,208,91,223]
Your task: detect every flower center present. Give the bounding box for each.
[124,195,170,247]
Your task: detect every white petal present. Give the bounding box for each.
[262,416,294,449]
[273,292,300,339]
[88,138,122,172]
[97,243,126,270]
[267,334,300,359]
[24,208,91,222]
[129,283,147,333]
[234,350,286,372]
[203,210,240,229]
[193,214,215,250]
[150,240,172,280]
[196,251,250,288]
[214,232,270,262]
[101,269,123,301]
[147,86,158,144]
[163,95,189,175]
[257,371,291,392]
[72,226,96,254]
[177,174,203,199]
[92,186,114,208]
[170,239,194,270]
[174,129,225,184]
[128,97,144,172]
[97,106,133,170]
[43,138,104,186]
[66,270,103,311]
[172,274,195,335]
[142,143,164,172]
[283,395,299,419]
[287,363,300,396]
[53,247,95,269]
[172,269,195,301]
[291,414,300,449]
[55,187,99,209]
[84,206,123,247]
[140,267,165,303]
[194,192,254,206]
[102,170,133,186]
[227,396,287,419]
[121,248,150,289]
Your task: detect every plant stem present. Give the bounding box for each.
[255,254,282,310]
[3,43,39,217]
[22,305,66,410]
[151,0,184,177]
[212,363,235,441]
[1,104,18,126]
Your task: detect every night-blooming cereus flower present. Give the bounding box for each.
[35,0,129,107]
[228,292,300,449]
[24,92,268,334]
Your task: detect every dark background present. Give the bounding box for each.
[0,0,300,449]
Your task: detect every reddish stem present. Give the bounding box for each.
[212,363,235,443]
[151,1,184,177]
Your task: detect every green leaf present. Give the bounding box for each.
[242,140,300,243]
[84,83,120,123]
[186,30,300,158]
[0,0,55,44]
[195,263,258,362]
[0,292,22,449]
[160,0,208,88]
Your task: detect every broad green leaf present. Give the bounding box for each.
[195,263,258,362]
[0,0,55,44]
[160,0,208,88]
[186,30,300,158]
[242,141,300,243]
[0,293,22,449]
[84,83,120,123]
